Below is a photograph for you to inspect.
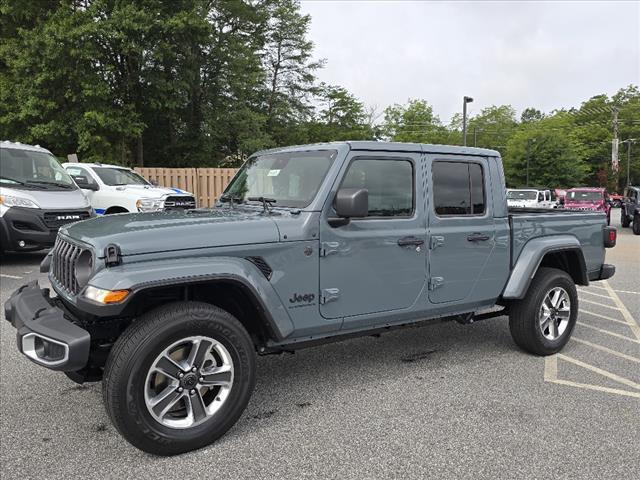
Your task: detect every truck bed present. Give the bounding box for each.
[508,208,606,274]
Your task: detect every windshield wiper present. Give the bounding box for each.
[0,176,47,189]
[219,193,244,209]
[247,196,276,213]
[26,180,74,189]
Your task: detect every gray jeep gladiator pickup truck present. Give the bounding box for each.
[5,142,616,455]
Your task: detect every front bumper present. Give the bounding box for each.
[4,281,90,371]
[0,206,94,251]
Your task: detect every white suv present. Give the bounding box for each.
[63,162,196,215]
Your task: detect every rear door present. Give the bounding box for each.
[426,156,496,303]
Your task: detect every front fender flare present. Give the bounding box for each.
[502,235,586,300]
[86,256,295,340]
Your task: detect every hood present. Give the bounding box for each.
[0,185,89,209]
[110,184,193,199]
[61,208,279,256]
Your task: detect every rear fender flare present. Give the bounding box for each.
[502,235,587,300]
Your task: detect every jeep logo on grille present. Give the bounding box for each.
[57,215,80,221]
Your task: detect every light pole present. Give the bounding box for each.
[462,96,473,146]
[621,139,636,187]
[525,137,536,187]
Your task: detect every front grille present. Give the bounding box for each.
[163,196,196,211]
[50,237,86,294]
[43,211,91,229]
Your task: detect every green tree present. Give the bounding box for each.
[504,114,589,188]
[304,84,373,142]
[466,105,517,152]
[521,107,545,123]
[262,0,324,146]
[381,99,452,144]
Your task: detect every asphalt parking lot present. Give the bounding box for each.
[1,210,638,479]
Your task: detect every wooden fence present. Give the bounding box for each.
[135,167,239,208]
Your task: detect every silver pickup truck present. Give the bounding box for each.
[5,142,616,455]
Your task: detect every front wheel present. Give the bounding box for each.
[621,210,630,228]
[103,301,256,455]
[508,268,578,355]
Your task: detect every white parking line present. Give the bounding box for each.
[603,280,640,341]
[576,322,640,344]
[611,289,640,296]
[557,354,640,390]
[580,298,621,311]
[578,289,614,300]
[544,355,640,399]
[572,337,640,364]
[579,309,630,326]
[0,273,23,279]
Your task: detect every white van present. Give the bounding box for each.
[0,141,94,252]
[63,162,196,215]
[506,188,555,209]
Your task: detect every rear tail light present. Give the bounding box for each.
[603,226,617,248]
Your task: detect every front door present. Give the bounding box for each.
[319,152,426,322]
[427,156,496,304]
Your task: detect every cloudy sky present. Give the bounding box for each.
[300,0,640,123]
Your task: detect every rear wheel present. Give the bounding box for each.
[103,301,256,455]
[633,214,640,235]
[621,209,630,227]
[508,268,578,355]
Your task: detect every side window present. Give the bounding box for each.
[66,166,96,185]
[537,192,544,202]
[341,158,413,217]
[432,161,485,216]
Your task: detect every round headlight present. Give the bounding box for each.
[75,250,93,288]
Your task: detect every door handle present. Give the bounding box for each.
[397,236,425,247]
[467,233,491,242]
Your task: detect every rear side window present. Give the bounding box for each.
[341,159,414,217]
[432,161,485,216]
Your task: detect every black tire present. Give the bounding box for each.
[103,301,256,455]
[508,267,578,356]
[621,210,630,228]
[633,215,640,235]
[105,207,129,215]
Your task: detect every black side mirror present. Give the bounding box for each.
[329,188,368,227]
[73,175,99,191]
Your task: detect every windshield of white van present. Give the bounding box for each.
[93,167,150,186]
[507,190,537,200]
[0,148,76,190]
[223,150,338,208]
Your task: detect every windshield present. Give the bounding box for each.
[223,150,338,208]
[507,190,537,200]
[93,167,150,186]
[567,190,602,202]
[0,148,76,190]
